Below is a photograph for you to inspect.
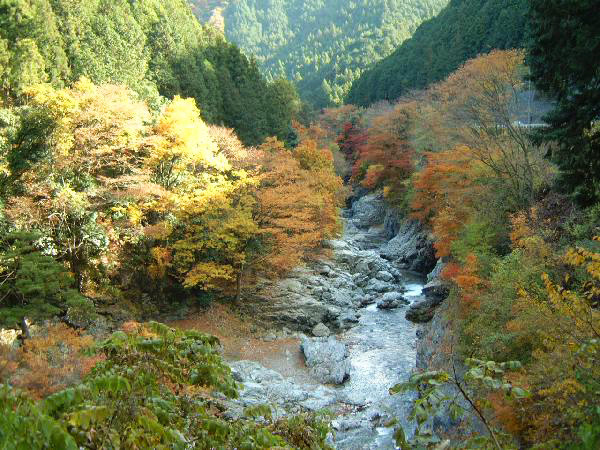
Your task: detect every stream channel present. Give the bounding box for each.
[222,206,428,449]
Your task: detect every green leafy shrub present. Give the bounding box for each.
[1,322,331,449]
[0,384,77,450]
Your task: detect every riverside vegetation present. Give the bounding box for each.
[1,0,599,449]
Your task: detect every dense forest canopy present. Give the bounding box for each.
[0,0,298,146]
[192,0,450,107]
[346,0,529,106]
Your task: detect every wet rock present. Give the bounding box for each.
[376,292,409,310]
[359,295,376,307]
[312,322,331,337]
[351,193,386,229]
[301,337,350,384]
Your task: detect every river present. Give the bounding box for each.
[224,206,429,449]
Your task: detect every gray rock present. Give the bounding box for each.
[351,193,386,229]
[365,278,394,294]
[353,273,370,288]
[405,294,446,323]
[277,278,304,294]
[299,386,338,411]
[332,419,363,431]
[427,259,445,282]
[380,220,437,274]
[336,311,360,329]
[324,239,349,251]
[359,295,376,307]
[228,360,338,416]
[326,288,356,307]
[312,322,331,337]
[355,259,370,274]
[422,279,451,301]
[230,360,285,384]
[375,270,394,282]
[376,292,409,310]
[383,208,402,239]
[301,337,350,384]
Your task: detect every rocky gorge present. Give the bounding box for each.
[227,192,450,449]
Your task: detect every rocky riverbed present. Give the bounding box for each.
[224,193,444,449]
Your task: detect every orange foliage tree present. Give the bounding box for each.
[411,145,481,258]
[0,323,103,399]
[351,105,415,201]
[253,138,342,275]
[425,50,554,209]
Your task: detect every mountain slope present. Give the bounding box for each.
[200,0,449,107]
[346,0,529,106]
[0,0,296,145]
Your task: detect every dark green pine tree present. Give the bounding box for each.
[0,232,87,329]
[528,0,600,205]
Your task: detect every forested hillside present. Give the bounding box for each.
[0,0,298,145]
[347,0,529,106]
[333,46,599,448]
[205,0,449,107]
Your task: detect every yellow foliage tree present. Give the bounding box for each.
[510,238,600,445]
[145,97,229,189]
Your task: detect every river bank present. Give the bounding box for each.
[176,192,448,449]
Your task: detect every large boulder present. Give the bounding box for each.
[380,220,436,274]
[376,292,409,310]
[301,337,351,384]
[350,193,386,229]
